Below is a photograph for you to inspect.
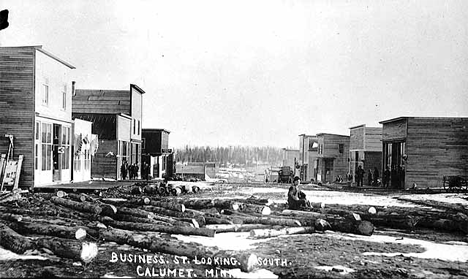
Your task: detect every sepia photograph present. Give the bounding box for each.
[0,0,467,278]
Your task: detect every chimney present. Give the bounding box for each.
[72,81,76,96]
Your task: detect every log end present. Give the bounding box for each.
[357,221,375,236]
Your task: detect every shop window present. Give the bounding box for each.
[41,123,52,170]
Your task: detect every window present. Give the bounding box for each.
[41,123,52,170]
[339,144,344,153]
[35,121,40,170]
[137,120,140,135]
[142,138,146,150]
[61,127,70,169]
[42,78,49,106]
[62,84,67,110]
[133,119,136,134]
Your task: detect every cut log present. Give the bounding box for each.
[395,197,468,215]
[205,216,234,225]
[238,204,271,215]
[206,224,280,233]
[314,204,468,233]
[112,214,173,226]
[192,186,200,193]
[115,206,154,219]
[241,217,302,227]
[249,227,315,239]
[0,212,23,222]
[100,217,215,237]
[280,209,375,236]
[9,221,100,239]
[181,199,216,210]
[51,197,102,215]
[100,204,118,217]
[0,223,35,254]
[67,193,87,202]
[35,237,83,260]
[56,190,67,198]
[148,200,185,212]
[143,206,205,224]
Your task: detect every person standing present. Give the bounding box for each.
[355,165,365,187]
[383,166,391,188]
[373,167,380,186]
[142,162,149,181]
[367,169,373,186]
[120,161,128,180]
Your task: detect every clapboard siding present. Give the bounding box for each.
[382,119,407,141]
[91,140,118,179]
[405,117,468,188]
[317,134,350,182]
[365,127,382,151]
[349,126,365,150]
[0,47,35,188]
[73,89,131,115]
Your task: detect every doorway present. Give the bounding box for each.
[52,124,62,182]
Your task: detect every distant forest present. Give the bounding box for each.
[174,146,283,167]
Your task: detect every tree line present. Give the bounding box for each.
[174,145,283,167]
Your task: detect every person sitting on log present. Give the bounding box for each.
[287,176,311,210]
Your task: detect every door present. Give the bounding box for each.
[52,124,62,182]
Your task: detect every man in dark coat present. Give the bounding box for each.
[373,167,380,186]
[355,165,365,187]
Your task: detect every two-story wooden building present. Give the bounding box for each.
[72,84,145,180]
[141,128,174,179]
[315,133,350,183]
[349,124,382,185]
[298,134,319,182]
[0,46,75,188]
[379,117,468,189]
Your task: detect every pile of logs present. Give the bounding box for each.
[1,184,467,276]
[0,187,376,274]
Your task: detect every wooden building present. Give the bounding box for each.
[315,133,350,183]
[175,163,205,181]
[72,85,145,180]
[0,46,75,188]
[349,124,382,185]
[72,118,97,183]
[298,134,319,182]
[379,117,468,189]
[141,129,174,179]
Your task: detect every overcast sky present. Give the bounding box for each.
[1,0,467,148]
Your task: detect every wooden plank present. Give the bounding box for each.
[13,155,24,191]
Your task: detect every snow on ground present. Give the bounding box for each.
[324,231,468,262]
[173,232,271,251]
[314,265,355,275]
[398,193,468,205]
[0,247,49,261]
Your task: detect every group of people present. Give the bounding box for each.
[354,165,393,188]
[120,161,140,180]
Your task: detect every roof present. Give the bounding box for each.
[298,134,316,138]
[349,124,366,129]
[379,116,468,125]
[130,84,146,94]
[316,133,349,138]
[0,45,75,69]
[142,128,171,134]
